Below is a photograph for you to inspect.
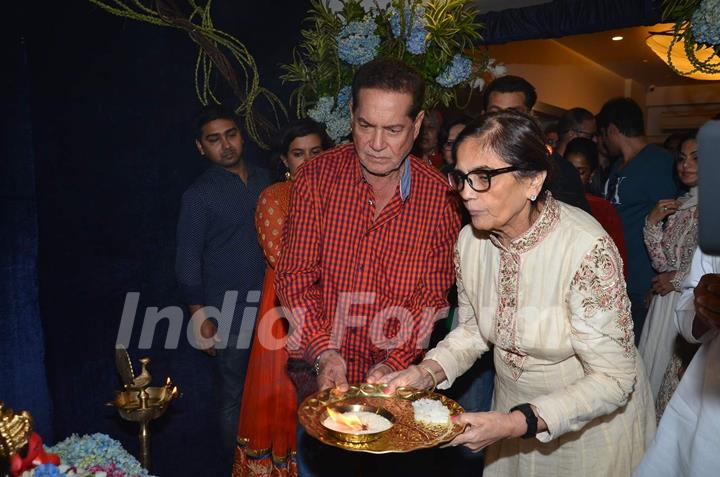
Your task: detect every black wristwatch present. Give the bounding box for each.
[510,403,538,439]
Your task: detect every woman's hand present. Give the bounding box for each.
[651,271,677,296]
[442,411,527,452]
[647,199,679,226]
[376,361,444,394]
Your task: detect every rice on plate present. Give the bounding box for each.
[412,398,450,426]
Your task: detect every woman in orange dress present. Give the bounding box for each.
[233,119,331,477]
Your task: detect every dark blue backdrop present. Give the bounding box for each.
[1,1,661,476]
[3,1,309,475]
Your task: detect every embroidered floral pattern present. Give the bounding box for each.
[496,250,525,379]
[570,236,634,358]
[490,193,561,380]
[503,192,561,254]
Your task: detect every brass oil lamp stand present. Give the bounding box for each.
[0,403,32,477]
[108,348,178,471]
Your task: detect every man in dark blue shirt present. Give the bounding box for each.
[175,105,270,472]
[484,75,591,213]
[598,97,677,344]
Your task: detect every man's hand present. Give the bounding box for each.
[651,271,677,296]
[316,350,349,393]
[695,273,720,330]
[199,319,218,356]
[377,360,445,394]
[366,363,393,384]
[189,304,218,357]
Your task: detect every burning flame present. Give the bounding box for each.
[326,407,367,432]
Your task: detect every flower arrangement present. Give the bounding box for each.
[281,0,500,142]
[655,0,720,76]
[14,434,154,477]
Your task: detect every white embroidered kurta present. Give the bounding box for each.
[634,249,720,477]
[426,196,655,477]
[638,188,698,398]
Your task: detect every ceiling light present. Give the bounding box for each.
[612,36,623,41]
[646,24,720,80]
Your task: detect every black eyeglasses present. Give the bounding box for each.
[447,166,520,193]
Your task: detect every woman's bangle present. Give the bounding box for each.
[417,363,437,392]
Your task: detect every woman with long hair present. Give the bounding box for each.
[638,131,699,416]
[233,119,331,476]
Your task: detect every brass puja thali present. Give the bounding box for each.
[298,383,465,453]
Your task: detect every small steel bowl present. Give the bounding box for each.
[321,404,395,443]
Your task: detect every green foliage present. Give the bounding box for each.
[88,0,286,148]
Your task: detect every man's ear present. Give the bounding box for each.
[412,110,426,139]
[195,139,205,156]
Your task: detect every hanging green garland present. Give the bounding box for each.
[88,0,287,148]
[658,0,720,77]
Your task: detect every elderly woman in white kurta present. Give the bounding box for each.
[380,111,655,476]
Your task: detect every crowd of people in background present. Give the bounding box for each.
[175,58,719,477]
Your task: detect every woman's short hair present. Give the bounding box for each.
[564,137,599,172]
[269,118,332,180]
[454,110,553,198]
[274,118,333,158]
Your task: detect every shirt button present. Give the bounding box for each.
[368,199,375,206]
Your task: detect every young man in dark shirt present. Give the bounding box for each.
[484,76,591,213]
[175,105,270,472]
[597,97,677,343]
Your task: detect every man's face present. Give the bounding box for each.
[486,91,529,114]
[570,119,597,142]
[599,124,621,157]
[195,118,244,169]
[351,88,423,176]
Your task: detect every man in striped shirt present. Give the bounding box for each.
[276,58,461,394]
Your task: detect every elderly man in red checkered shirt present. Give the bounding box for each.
[276,58,461,396]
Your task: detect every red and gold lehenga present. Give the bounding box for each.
[233,181,297,477]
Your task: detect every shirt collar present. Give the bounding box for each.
[210,160,256,180]
[352,151,412,202]
[399,156,411,202]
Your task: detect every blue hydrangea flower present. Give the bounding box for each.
[337,19,380,65]
[336,85,352,110]
[307,87,352,143]
[307,96,334,123]
[692,0,720,46]
[32,464,64,477]
[388,5,428,55]
[48,433,154,477]
[436,54,473,88]
[406,26,428,54]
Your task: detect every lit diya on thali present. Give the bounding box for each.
[321,404,395,443]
